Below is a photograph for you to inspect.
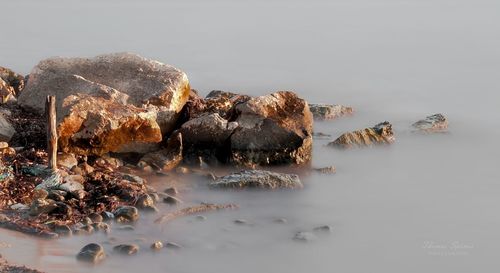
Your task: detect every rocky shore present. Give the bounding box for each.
[0,53,448,269]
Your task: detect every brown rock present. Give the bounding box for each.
[57,153,78,169]
[0,66,25,96]
[230,91,313,166]
[328,121,395,149]
[138,132,183,171]
[0,78,15,103]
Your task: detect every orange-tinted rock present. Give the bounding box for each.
[138,132,183,171]
[0,66,24,96]
[328,121,395,149]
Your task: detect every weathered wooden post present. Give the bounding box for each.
[45,96,57,170]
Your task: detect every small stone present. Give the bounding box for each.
[150,241,163,251]
[328,121,395,149]
[163,187,178,196]
[309,103,353,121]
[54,224,72,236]
[313,166,336,175]
[209,170,303,190]
[57,153,78,169]
[47,191,65,202]
[80,224,95,235]
[293,231,317,242]
[10,203,29,210]
[113,244,139,255]
[164,242,182,249]
[82,217,93,226]
[50,202,73,218]
[313,225,333,233]
[29,198,57,216]
[114,206,139,223]
[273,218,288,224]
[412,113,448,133]
[79,162,94,174]
[71,166,83,176]
[92,222,111,234]
[122,173,145,184]
[0,142,8,149]
[233,219,247,225]
[163,196,182,205]
[33,189,49,199]
[89,213,103,223]
[101,211,115,222]
[76,243,106,264]
[136,194,156,210]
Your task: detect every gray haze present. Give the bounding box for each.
[1,0,500,272]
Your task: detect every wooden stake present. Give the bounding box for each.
[45,96,57,170]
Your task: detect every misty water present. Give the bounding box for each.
[1,0,500,272]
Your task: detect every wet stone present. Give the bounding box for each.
[89,213,103,223]
[151,241,163,251]
[233,219,247,225]
[113,244,139,255]
[163,187,178,196]
[313,166,336,175]
[54,224,72,236]
[76,243,106,264]
[163,195,182,205]
[273,218,288,224]
[101,211,115,222]
[114,206,139,223]
[293,231,317,242]
[29,198,57,216]
[92,222,111,234]
[412,113,448,133]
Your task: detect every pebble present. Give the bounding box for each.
[89,213,103,223]
[150,241,163,251]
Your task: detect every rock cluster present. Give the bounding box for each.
[328,121,395,148]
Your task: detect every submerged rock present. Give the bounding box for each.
[230,91,313,166]
[114,206,139,223]
[113,244,139,255]
[76,243,106,263]
[56,153,78,169]
[209,170,303,190]
[151,241,163,251]
[138,132,183,171]
[309,103,353,120]
[293,231,317,242]
[313,166,336,175]
[328,121,395,149]
[412,113,448,133]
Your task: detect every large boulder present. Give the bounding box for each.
[328,121,395,148]
[17,53,191,154]
[230,91,313,166]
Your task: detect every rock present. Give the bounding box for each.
[101,211,115,222]
[71,166,83,176]
[22,164,52,177]
[195,215,207,221]
[82,217,93,226]
[293,231,317,242]
[164,242,182,249]
[0,113,15,142]
[10,203,29,210]
[0,142,8,149]
[76,243,106,264]
[0,78,15,103]
[78,162,95,174]
[92,222,111,234]
[18,53,190,136]
[54,224,72,236]
[57,92,163,156]
[313,166,336,175]
[0,66,25,96]
[32,189,49,199]
[63,174,85,184]
[113,244,139,255]
[209,170,303,190]
[233,219,247,225]
[57,153,78,169]
[328,121,395,149]
[309,103,353,120]
[180,113,238,163]
[29,198,57,216]
[95,154,123,169]
[59,179,84,197]
[116,225,135,231]
[162,195,182,205]
[200,90,251,119]
[136,194,158,212]
[412,113,448,133]
[35,171,63,191]
[150,241,163,251]
[87,213,102,223]
[51,202,73,218]
[114,206,139,223]
[273,218,288,224]
[138,132,183,171]
[122,173,145,184]
[163,187,178,196]
[175,166,190,174]
[313,225,333,233]
[47,191,65,202]
[230,91,313,166]
[312,132,332,139]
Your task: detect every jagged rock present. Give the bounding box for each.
[180,113,238,163]
[114,206,139,223]
[199,90,251,119]
[0,78,15,103]
[412,113,448,133]
[57,93,163,155]
[0,113,15,142]
[76,243,106,263]
[113,244,139,255]
[0,66,25,96]
[309,103,353,120]
[230,91,313,166]
[328,121,395,149]
[209,170,303,190]
[35,172,63,191]
[138,132,183,171]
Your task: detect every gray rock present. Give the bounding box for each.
[101,211,115,222]
[313,166,336,175]
[121,173,145,184]
[0,113,15,142]
[209,170,303,190]
[412,113,448,133]
[139,132,183,171]
[293,231,317,242]
[328,121,395,149]
[164,242,182,249]
[150,241,163,251]
[35,172,63,191]
[113,244,139,255]
[313,225,333,233]
[10,203,29,210]
[114,206,139,223]
[76,243,106,263]
[29,198,57,216]
[162,195,182,205]
[309,103,353,120]
[230,91,313,166]
[163,187,178,196]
